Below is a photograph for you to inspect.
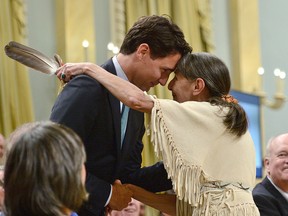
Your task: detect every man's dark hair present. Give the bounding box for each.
[120,15,192,59]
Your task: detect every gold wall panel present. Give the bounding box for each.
[230,0,261,92]
[55,0,96,63]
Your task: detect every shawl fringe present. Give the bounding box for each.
[149,100,203,206]
[178,199,260,216]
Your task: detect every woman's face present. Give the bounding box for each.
[168,72,197,103]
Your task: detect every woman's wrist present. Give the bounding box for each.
[84,63,94,75]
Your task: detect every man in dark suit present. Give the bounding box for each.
[253,133,288,216]
[50,15,192,216]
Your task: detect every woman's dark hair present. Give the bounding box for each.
[176,52,248,136]
[4,121,87,216]
[120,15,192,59]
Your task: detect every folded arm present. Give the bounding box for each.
[56,63,154,113]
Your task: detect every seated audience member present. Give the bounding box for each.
[108,198,145,216]
[253,133,288,216]
[3,121,88,216]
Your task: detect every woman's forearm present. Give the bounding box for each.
[127,184,176,216]
[58,62,154,113]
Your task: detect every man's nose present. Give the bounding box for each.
[158,73,170,86]
[158,77,169,86]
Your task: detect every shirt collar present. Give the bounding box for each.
[112,55,128,111]
[112,55,128,81]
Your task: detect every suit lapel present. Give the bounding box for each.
[101,59,122,154]
[263,177,288,211]
[109,93,121,151]
[120,109,132,153]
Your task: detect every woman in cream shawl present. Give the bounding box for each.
[57,52,260,216]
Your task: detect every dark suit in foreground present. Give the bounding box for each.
[50,59,171,216]
[253,177,288,216]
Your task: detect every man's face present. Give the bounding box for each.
[167,72,196,103]
[265,135,288,191]
[132,53,181,91]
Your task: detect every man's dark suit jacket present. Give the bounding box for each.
[253,176,288,216]
[50,59,171,216]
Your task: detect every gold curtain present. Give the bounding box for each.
[125,0,214,53]
[0,0,34,137]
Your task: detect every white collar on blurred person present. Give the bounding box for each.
[112,55,128,81]
[112,55,128,111]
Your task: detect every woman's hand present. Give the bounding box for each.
[55,62,93,82]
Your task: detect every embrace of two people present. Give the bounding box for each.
[2,15,262,216]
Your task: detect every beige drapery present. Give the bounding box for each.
[124,0,214,167]
[0,0,34,137]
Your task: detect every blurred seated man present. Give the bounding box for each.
[108,198,145,216]
[253,133,288,216]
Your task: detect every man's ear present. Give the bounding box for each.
[192,78,206,95]
[264,158,269,168]
[264,158,271,175]
[136,43,150,60]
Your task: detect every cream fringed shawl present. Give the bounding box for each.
[146,98,260,216]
